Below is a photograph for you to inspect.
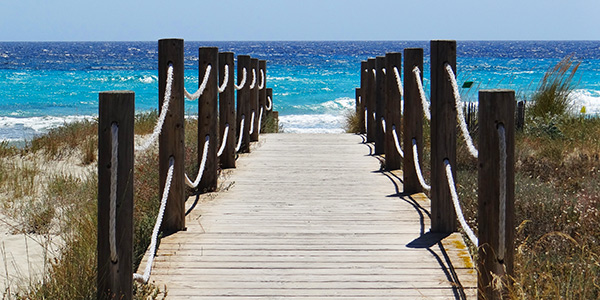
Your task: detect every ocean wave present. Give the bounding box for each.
[570,89,600,114]
[289,97,355,115]
[279,114,346,134]
[0,115,95,141]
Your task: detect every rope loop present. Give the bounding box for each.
[184,64,211,100]
[391,125,404,158]
[258,69,265,90]
[136,63,173,152]
[217,124,229,157]
[412,66,431,121]
[133,157,175,283]
[234,68,247,90]
[444,63,478,158]
[218,64,229,93]
[185,135,210,188]
[412,139,431,191]
[444,159,479,246]
[249,69,257,89]
[265,96,273,111]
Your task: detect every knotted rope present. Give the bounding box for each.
[444,159,479,246]
[249,69,257,89]
[133,157,175,283]
[184,135,210,188]
[184,64,211,100]
[412,66,431,121]
[445,63,478,158]
[393,67,403,97]
[412,139,431,191]
[136,63,173,152]
[218,64,229,93]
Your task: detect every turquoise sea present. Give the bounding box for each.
[1,41,600,140]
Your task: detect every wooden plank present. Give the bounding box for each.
[141,134,476,298]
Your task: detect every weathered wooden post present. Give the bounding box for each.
[355,87,361,132]
[237,55,251,153]
[198,47,218,192]
[219,52,236,169]
[430,40,457,233]
[359,61,367,134]
[97,91,134,300]
[478,90,515,300]
[158,38,185,232]
[259,60,267,133]
[366,58,376,143]
[374,56,386,155]
[385,52,402,170]
[403,48,425,194]
[250,58,260,142]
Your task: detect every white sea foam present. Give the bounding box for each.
[0,115,95,142]
[279,114,346,134]
[570,89,600,114]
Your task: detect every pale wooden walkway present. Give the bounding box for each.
[143,133,476,299]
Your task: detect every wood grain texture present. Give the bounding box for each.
[139,134,476,298]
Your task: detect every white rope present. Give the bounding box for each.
[445,63,478,158]
[184,135,210,188]
[133,157,175,284]
[391,125,404,158]
[266,96,273,111]
[444,159,479,247]
[358,96,362,106]
[498,124,507,261]
[184,64,211,100]
[218,64,229,93]
[412,66,431,121]
[372,69,377,79]
[249,110,256,135]
[235,115,245,152]
[381,117,386,134]
[249,69,257,89]
[136,63,173,152]
[217,123,229,157]
[382,68,386,75]
[412,139,431,191]
[109,123,119,263]
[258,106,264,134]
[234,68,247,90]
[364,108,368,132]
[258,69,265,90]
[373,112,376,122]
[393,67,403,97]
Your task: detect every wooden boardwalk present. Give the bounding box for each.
[142,133,476,299]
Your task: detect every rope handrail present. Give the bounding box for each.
[498,124,507,261]
[372,68,376,79]
[234,68,247,90]
[443,159,479,246]
[382,68,386,75]
[133,157,175,284]
[216,123,229,157]
[218,64,229,93]
[249,69,257,89]
[258,69,265,90]
[184,64,211,100]
[184,135,210,188]
[412,139,431,191]
[364,107,368,132]
[445,63,478,158]
[109,123,119,263]
[249,110,256,135]
[235,115,245,152]
[257,107,264,134]
[136,63,174,152]
[412,66,431,121]
[381,117,386,134]
[266,96,273,111]
[393,67,403,98]
[391,125,404,158]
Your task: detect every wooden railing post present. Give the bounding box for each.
[237,55,251,153]
[198,47,218,192]
[366,58,376,143]
[250,58,260,142]
[97,91,134,300]
[158,38,185,232]
[358,61,367,134]
[403,48,424,194]
[266,87,274,117]
[258,60,267,133]
[384,52,402,170]
[219,52,236,169]
[430,40,457,233]
[374,56,386,155]
[478,90,515,300]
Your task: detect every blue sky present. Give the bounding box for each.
[2,0,598,41]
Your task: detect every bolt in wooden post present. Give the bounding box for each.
[403,48,425,194]
[198,47,218,192]
[97,91,134,300]
[478,90,515,300]
[158,38,185,233]
[250,58,260,142]
[385,52,402,171]
[366,58,376,143]
[237,55,251,153]
[374,56,386,155]
[258,60,267,133]
[430,40,457,233]
[359,61,367,134]
[219,52,236,169]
